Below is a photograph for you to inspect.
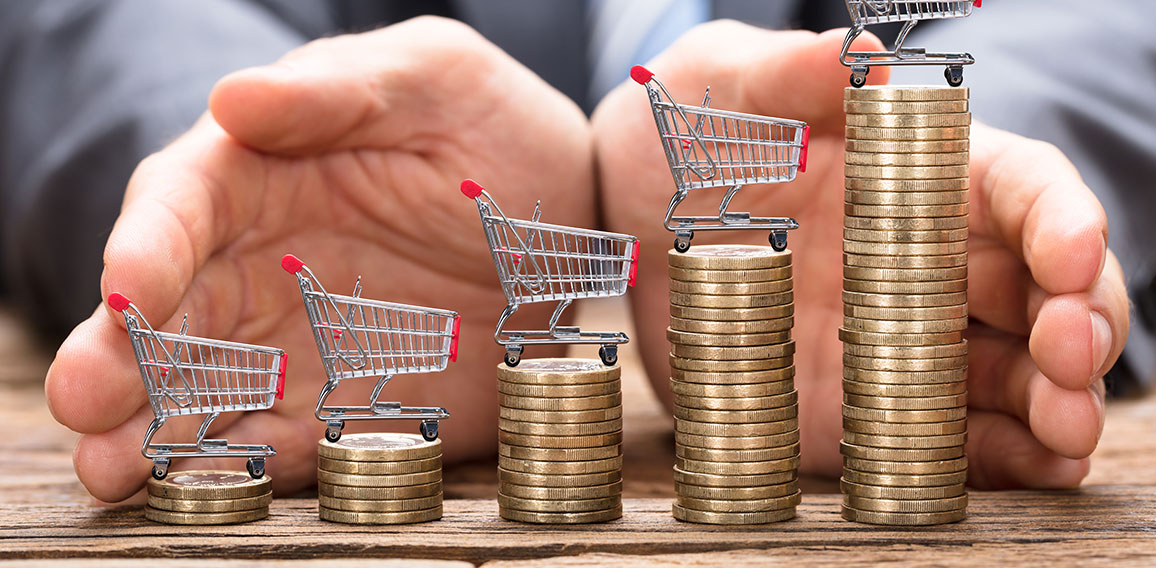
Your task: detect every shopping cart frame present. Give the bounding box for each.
[282,255,457,443]
[461,180,639,367]
[109,293,285,480]
[840,0,980,88]
[631,65,808,253]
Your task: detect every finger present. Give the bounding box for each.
[74,407,158,502]
[967,237,1033,336]
[966,409,1090,490]
[970,123,1108,294]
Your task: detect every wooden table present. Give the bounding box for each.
[2,302,1154,566]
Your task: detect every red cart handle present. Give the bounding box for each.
[630,65,654,84]
[974,1,981,7]
[628,242,640,287]
[107,293,131,312]
[461,179,484,199]
[799,126,811,174]
[449,315,462,363]
[276,353,287,400]
[281,254,305,274]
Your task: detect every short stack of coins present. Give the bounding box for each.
[497,359,623,524]
[668,245,801,524]
[840,85,970,526]
[145,470,272,525]
[317,433,443,524]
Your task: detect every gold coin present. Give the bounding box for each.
[499,443,620,462]
[670,355,793,373]
[845,202,969,218]
[844,392,968,412]
[497,493,620,513]
[671,367,795,385]
[843,405,966,423]
[677,492,801,513]
[839,328,964,347]
[845,191,969,207]
[671,341,795,361]
[844,241,968,257]
[498,430,622,450]
[318,494,442,513]
[843,318,968,335]
[843,278,968,294]
[499,417,622,436]
[843,353,968,371]
[844,215,968,230]
[843,228,969,245]
[842,430,967,449]
[677,442,800,463]
[846,113,971,128]
[844,100,969,114]
[318,456,442,476]
[839,441,965,462]
[674,405,797,424]
[672,503,796,525]
[676,429,800,450]
[496,358,619,385]
[673,466,797,488]
[844,494,968,514]
[844,139,969,154]
[841,505,965,526]
[319,505,442,525]
[319,481,442,500]
[844,86,969,102]
[669,314,794,334]
[499,480,622,500]
[843,266,968,283]
[843,418,968,436]
[146,471,272,501]
[147,492,272,513]
[498,379,621,398]
[845,125,970,142]
[846,177,969,192]
[671,378,795,397]
[845,151,969,167]
[666,328,791,347]
[841,290,967,307]
[841,479,966,500]
[676,480,798,500]
[499,405,622,424]
[675,418,799,437]
[317,433,441,462]
[497,455,622,475]
[674,391,798,411]
[497,467,621,488]
[668,266,793,283]
[667,245,791,270]
[145,506,268,525]
[842,456,968,475]
[669,278,792,295]
[675,456,800,476]
[843,367,968,385]
[841,468,968,487]
[669,305,795,322]
[499,392,621,411]
[499,505,622,524]
[843,379,967,398]
[845,165,970,181]
[316,469,441,488]
[670,290,794,309]
[843,341,968,359]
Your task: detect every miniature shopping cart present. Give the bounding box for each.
[631,65,809,253]
[108,293,286,480]
[841,0,980,88]
[281,254,458,443]
[461,179,639,367]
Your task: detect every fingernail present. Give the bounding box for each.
[1090,311,1111,377]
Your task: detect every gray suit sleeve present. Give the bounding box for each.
[889,0,1156,390]
[0,0,308,337]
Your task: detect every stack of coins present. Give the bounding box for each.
[497,359,623,524]
[668,245,801,525]
[840,85,970,526]
[317,433,443,524]
[145,470,271,525]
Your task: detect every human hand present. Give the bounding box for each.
[592,23,1128,488]
[44,17,594,502]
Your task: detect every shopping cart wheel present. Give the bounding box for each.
[504,347,522,367]
[673,235,691,253]
[598,345,618,366]
[246,458,266,479]
[420,420,439,442]
[770,231,788,252]
[151,459,170,480]
[945,66,964,87]
[850,67,868,89]
[325,423,344,443]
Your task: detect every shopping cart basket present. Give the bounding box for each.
[281,254,458,443]
[841,0,980,87]
[460,179,639,367]
[631,65,809,253]
[108,293,286,480]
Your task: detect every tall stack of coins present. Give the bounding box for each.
[317,433,443,524]
[498,359,623,524]
[668,245,801,524]
[145,470,271,525]
[841,86,970,526]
